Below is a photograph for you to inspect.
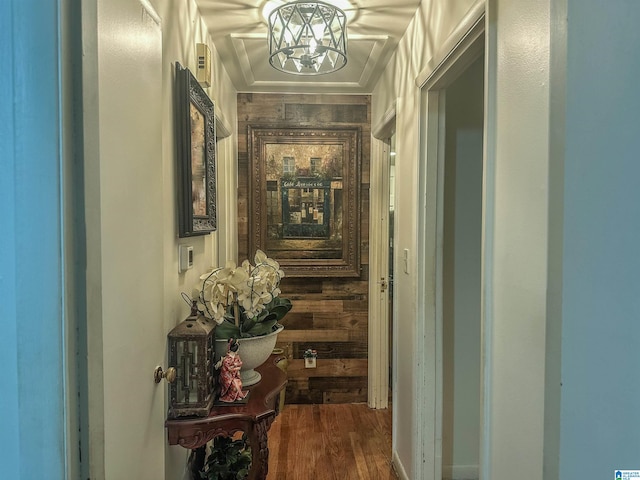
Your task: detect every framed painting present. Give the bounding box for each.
[248,126,361,277]
[175,62,217,237]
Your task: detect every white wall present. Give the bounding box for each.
[482,1,551,478]
[149,0,238,477]
[82,0,237,478]
[484,1,640,477]
[375,0,640,478]
[374,0,552,477]
[372,1,480,477]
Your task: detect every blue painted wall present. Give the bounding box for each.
[0,0,66,478]
[1,1,20,477]
[560,1,640,477]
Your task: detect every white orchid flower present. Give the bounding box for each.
[254,249,268,265]
[191,251,287,329]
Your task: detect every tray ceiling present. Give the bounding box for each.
[195,0,422,93]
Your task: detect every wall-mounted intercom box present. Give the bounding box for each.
[196,43,211,87]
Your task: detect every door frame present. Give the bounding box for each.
[414,3,486,479]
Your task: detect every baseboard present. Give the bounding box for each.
[392,450,410,480]
[442,464,479,480]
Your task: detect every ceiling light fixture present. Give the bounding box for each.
[268,1,347,75]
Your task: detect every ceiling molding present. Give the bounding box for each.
[372,99,397,140]
[228,33,392,92]
[196,0,422,94]
[356,35,391,89]
[415,0,486,89]
[214,105,232,139]
[230,34,256,86]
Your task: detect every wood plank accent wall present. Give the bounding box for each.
[237,93,371,404]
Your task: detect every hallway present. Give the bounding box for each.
[6,1,640,478]
[267,404,397,479]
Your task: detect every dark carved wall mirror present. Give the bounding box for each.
[248,126,361,277]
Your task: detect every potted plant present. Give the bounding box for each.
[199,434,252,480]
[191,249,292,385]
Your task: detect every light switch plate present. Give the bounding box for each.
[178,245,193,273]
[403,248,409,274]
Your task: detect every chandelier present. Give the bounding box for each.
[268,1,347,75]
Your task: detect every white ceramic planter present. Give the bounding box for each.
[214,325,284,386]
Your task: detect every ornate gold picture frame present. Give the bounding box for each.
[248,126,361,277]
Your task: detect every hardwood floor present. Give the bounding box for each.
[267,404,397,480]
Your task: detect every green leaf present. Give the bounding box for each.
[265,298,292,321]
[215,321,241,340]
[245,320,278,337]
[214,297,291,340]
[240,318,256,334]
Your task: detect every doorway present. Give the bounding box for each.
[388,132,396,394]
[414,11,485,480]
[441,55,484,480]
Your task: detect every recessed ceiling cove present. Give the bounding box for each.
[194,0,422,93]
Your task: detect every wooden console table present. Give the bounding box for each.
[166,355,287,480]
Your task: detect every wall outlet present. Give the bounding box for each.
[304,349,317,368]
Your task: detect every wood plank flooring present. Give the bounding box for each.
[267,404,397,480]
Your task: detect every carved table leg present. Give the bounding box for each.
[255,419,270,480]
[246,415,277,480]
[188,445,207,479]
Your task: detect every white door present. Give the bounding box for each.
[368,125,395,409]
[82,1,166,478]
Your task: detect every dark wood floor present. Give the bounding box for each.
[267,404,397,480]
